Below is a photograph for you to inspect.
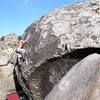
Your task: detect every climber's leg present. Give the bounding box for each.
[16,48,26,60]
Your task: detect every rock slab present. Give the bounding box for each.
[44,53,100,100]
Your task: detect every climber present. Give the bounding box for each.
[16,33,30,63]
[16,36,27,63]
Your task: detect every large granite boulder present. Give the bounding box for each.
[15,0,100,100]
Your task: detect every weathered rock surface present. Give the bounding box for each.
[0,56,9,66]
[0,33,18,100]
[44,53,100,100]
[0,33,18,57]
[15,0,100,100]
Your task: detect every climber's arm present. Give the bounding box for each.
[22,32,30,44]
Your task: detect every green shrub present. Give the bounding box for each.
[0,36,5,41]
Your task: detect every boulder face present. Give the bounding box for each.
[0,33,18,100]
[15,0,100,100]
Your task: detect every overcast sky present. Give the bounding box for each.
[0,0,84,36]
